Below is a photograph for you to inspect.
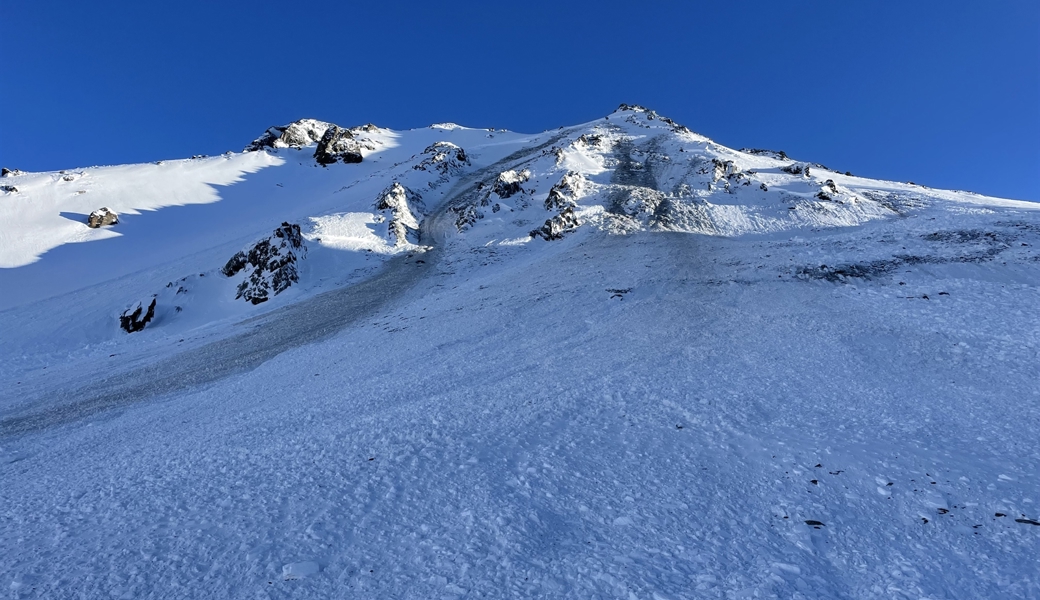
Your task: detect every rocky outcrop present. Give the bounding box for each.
[816,179,840,201]
[413,142,469,178]
[532,209,579,241]
[544,172,585,211]
[780,162,812,177]
[87,208,119,228]
[532,172,585,240]
[741,148,789,161]
[708,159,753,191]
[451,204,482,232]
[492,169,531,199]
[1,167,26,177]
[314,126,365,165]
[615,104,694,135]
[0,185,17,193]
[375,182,425,246]
[222,222,306,305]
[245,119,333,151]
[120,298,156,333]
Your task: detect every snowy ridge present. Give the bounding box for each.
[2,106,1039,600]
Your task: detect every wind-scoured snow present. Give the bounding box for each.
[1,106,1038,599]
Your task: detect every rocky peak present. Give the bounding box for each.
[245,119,334,152]
[611,104,694,135]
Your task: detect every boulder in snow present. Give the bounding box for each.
[119,298,156,333]
[87,207,119,228]
[2,167,26,177]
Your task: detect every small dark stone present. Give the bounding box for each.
[804,520,825,526]
[1015,518,1040,526]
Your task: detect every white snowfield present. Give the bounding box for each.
[1,106,1038,599]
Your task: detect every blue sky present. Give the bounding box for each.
[2,0,1037,200]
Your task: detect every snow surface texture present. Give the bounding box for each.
[1,106,1039,599]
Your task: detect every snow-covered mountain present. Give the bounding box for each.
[2,106,1038,599]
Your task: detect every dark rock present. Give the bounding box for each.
[816,179,839,201]
[87,207,119,228]
[451,204,482,232]
[221,251,248,277]
[577,133,604,147]
[532,207,579,241]
[780,163,811,177]
[314,126,364,165]
[1,185,17,193]
[1015,518,1040,526]
[120,298,156,333]
[741,148,789,161]
[223,222,307,304]
[1,167,26,177]
[804,520,825,526]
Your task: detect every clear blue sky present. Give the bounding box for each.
[2,0,1038,200]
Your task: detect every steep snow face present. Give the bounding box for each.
[1,105,1037,351]
[1,106,1039,600]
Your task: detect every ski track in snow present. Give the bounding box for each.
[1,108,1039,599]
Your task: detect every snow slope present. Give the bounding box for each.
[1,106,1039,599]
